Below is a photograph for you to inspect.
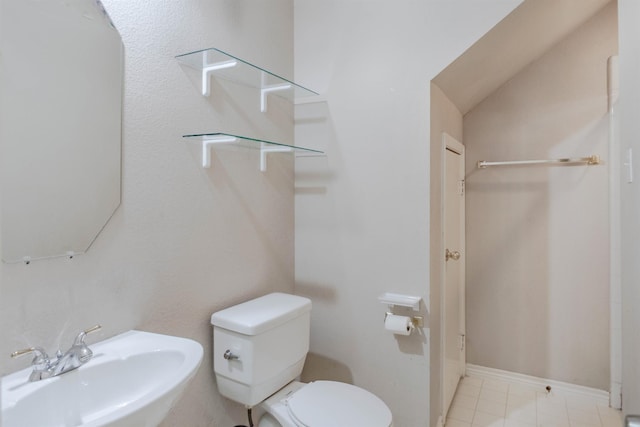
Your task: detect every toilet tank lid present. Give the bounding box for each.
[210,293,312,336]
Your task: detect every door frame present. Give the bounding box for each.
[440,132,466,422]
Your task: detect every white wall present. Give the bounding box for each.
[0,1,295,426]
[463,3,616,390]
[294,2,523,426]
[619,0,640,417]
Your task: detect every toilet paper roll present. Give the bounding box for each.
[384,314,414,336]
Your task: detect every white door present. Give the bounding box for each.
[442,133,466,422]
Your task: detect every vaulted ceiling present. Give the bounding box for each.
[432,0,614,115]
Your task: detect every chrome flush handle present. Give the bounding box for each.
[223,349,239,360]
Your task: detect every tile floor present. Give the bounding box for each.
[446,375,623,427]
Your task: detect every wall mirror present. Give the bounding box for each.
[0,0,123,263]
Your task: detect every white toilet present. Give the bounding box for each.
[210,292,393,427]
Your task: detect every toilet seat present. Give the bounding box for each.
[284,381,392,427]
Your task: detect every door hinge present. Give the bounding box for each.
[459,334,465,351]
[458,179,465,196]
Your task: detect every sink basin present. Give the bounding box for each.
[2,330,203,427]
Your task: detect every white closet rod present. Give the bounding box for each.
[477,155,600,169]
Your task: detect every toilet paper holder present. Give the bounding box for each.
[378,292,422,311]
[378,293,424,334]
[384,311,424,328]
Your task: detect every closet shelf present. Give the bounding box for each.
[175,47,319,112]
[183,132,324,172]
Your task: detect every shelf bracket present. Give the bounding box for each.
[260,83,292,112]
[201,60,237,96]
[202,135,237,168]
[260,146,292,172]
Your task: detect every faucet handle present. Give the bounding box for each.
[73,324,101,346]
[11,347,53,381]
[11,346,50,366]
[70,325,101,364]
[84,324,102,334]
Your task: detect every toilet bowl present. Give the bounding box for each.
[257,381,392,427]
[210,293,393,427]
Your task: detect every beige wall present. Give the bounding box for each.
[429,83,464,426]
[464,2,617,390]
[0,1,294,426]
[293,2,522,426]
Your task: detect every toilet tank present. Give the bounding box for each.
[210,293,312,406]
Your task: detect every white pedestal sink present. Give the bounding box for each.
[2,330,203,427]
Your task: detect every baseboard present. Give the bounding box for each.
[466,364,610,406]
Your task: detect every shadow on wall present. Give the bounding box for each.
[295,280,338,303]
[301,352,354,384]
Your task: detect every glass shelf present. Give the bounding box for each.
[176,47,319,112]
[183,132,324,172]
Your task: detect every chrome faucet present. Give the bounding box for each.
[9,346,52,381]
[11,325,101,382]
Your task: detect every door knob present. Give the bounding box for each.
[445,249,461,261]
